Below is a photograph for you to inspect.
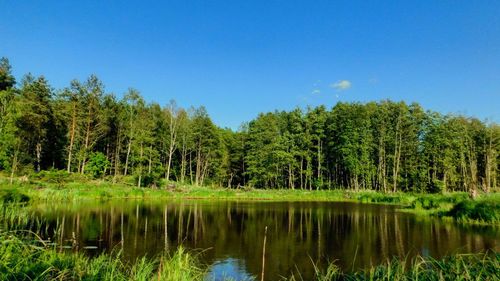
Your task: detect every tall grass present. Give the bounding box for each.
[0,234,204,280]
[0,201,207,281]
[289,253,500,281]
[0,229,206,281]
[445,200,500,224]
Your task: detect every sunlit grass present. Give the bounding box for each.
[287,253,500,281]
[0,230,206,281]
[1,174,499,224]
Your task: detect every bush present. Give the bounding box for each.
[134,173,163,188]
[446,201,500,223]
[429,179,445,193]
[86,152,110,178]
[0,190,30,203]
[30,170,71,187]
[411,197,442,210]
[357,193,404,204]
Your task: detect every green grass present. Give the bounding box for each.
[3,228,498,281]
[445,200,500,224]
[1,174,500,224]
[0,232,205,281]
[0,201,207,281]
[288,253,500,281]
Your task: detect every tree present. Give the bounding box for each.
[76,75,104,174]
[16,74,53,172]
[0,57,15,91]
[122,89,143,176]
[86,152,110,178]
[177,108,192,184]
[164,100,180,182]
[191,107,219,186]
[0,57,498,193]
[60,82,83,173]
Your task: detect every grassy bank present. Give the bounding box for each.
[291,253,500,281]
[1,174,499,224]
[0,231,205,281]
[0,202,206,281]
[2,232,498,281]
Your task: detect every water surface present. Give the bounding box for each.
[30,200,499,280]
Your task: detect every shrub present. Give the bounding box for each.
[357,193,404,204]
[134,173,163,188]
[30,170,71,187]
[446,201,500,223]
[411,197,442,210]
[0,189,30,203]
[86,152,110,178]
[429,179,445,193]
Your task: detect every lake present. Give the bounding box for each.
[28,200,499,281]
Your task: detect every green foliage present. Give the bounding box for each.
[0,189,30,203]
[0,57,499,194]
[295,253,500,281]
[446,201,500,223]
[0,57,16,91]
[411,197,443,210]
[0,232,206,281]
[30,169,72,186]
[429,179,445,193]
[86,152,110,178]
[0,202,206,281]
[135,173,162,188]
[357,192,407,204]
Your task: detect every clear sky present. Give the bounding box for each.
[1,1,499,129]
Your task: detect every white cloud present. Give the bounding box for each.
[330,80,352,91]
[311,89,321,94]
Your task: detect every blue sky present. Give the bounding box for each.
[1,1,499,129]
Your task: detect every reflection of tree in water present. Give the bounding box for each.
[30,201,499,281]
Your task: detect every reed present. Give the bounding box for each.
[289,253,500,281]
[0,229,206,281]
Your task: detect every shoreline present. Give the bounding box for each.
[1,179,499,225]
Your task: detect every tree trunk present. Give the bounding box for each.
[392,116,402,193]
[195,142,202,186]
[148,145,152,174]
[165,105,178,181]
[67,102,77,173]
[137,142,143,188]
[189,152,194,185]
[81,107,92,175]
[485,129,494,193]
[166,147,174,181]
[36,141,42,172]
[124,139,132,176]
[113,127,121,181]
[317,138,322,188]
[9,146,19,184]
[300,155,304,190]
[180,141,187,183]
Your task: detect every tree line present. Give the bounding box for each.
[0,57,498,192]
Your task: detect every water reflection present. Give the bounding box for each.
[207,258,255,281]
[29,201,499,281]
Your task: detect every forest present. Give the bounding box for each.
[0,57,499,193]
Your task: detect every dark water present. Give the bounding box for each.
[30,200,499,280]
